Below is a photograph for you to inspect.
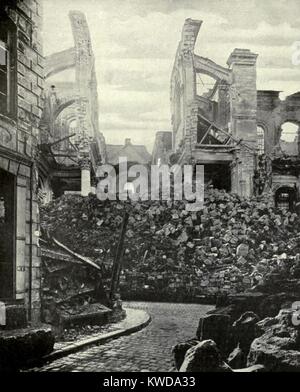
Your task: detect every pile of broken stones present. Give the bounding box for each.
[173,292,300,372]
[41,188,300,302]
[40,188,300,371]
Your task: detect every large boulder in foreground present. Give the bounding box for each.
[196,314,233,356]
[179,340,233,372]
[172,339,199,370]
[227,345,246,369]
[248,309,300,371]
[232,311,260,353]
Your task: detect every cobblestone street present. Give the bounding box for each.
[34,302,213,372]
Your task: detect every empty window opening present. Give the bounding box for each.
[0,17,16,117]
[280,122,299,156]
[257,126,265,155]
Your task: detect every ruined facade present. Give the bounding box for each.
[168,19,300,207]
[39,11,105,201]
[0,0,43,325]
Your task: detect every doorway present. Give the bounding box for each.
[204,163,231,191]
[0,168,15,299]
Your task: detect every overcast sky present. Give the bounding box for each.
[43,0,300,151]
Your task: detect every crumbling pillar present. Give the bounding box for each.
[227,49,258,197]
[80,158,91,197]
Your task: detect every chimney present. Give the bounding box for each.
[125,138,131,146]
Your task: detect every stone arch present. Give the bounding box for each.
[44,47,76,79]
[54,98,76,120]
[194,55,231,83]
[53,103,78,151]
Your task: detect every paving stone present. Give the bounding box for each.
[31,302,213,372]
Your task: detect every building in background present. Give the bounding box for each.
[152,131,173,165]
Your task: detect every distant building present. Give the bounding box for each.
[103,138,151,195]
[106,138,152,166]
[152,131,172,165]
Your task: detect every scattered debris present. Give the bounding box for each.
[40,188,300,302]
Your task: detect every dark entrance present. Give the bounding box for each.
[0,169,15,299]
[275,186,296,211]
[204,163,231,191]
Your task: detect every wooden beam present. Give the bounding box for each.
[198,124,213,145]
[109,212,129,303]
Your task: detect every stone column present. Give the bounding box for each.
[227,49,258,197]
[79,157,91,196]
[217,83,230,129]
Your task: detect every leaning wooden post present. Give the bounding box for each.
[109,211,129,304]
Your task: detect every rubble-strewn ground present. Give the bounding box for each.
[40,188,300,301]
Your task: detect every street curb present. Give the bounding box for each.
[35,309,151,366]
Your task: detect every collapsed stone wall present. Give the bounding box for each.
[40,189,300,303]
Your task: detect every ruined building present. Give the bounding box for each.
[0,0,43,325]
[39,12,151,201]
[0,2,107,327]
[167,19,300,209]
[39,10,105,202]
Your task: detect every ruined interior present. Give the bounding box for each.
[38,11,106,202]
[170,18,300,207]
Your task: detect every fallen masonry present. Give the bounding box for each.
[40,188,300,304]
[173,295,300,372]
[40,237,125,338]
[0,326,54,371]
[39,188,300,371]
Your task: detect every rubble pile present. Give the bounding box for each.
[173,294,300,372]
[40,188,300,301]
[40,245,116,329]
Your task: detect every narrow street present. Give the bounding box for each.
[34,302,213,372]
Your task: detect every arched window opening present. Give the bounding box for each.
[257,126,265,155]
[68,118,79,146]
[280,122,299,155]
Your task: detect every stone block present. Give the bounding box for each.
[0,303,27,330]
[0,325,54,370]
